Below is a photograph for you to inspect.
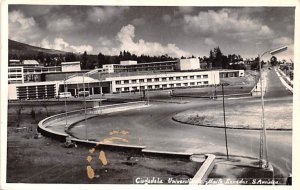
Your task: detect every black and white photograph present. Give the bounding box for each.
[0,0,299,188]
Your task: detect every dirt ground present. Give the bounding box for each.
[173,99,292,130]
[6,103,201,184]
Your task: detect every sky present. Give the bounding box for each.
[8,5,295,60]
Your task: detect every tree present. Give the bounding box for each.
[45,55,51,66]
[98,52,105,68]
[36,52,45,63]
[65,53,77,62]
[251,57,260,70]
[270,56,278,66]
[81,51,88,69]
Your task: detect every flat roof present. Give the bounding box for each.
[61,61,80,65]
[23,60,39,65]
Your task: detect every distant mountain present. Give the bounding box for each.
[9,39,70,56]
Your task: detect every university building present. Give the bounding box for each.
[7,58,244,100]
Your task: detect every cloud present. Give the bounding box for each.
[8,10,41,43]
[204,38,216,46]
[183,9,274,40]
[40,38,93,53]
[87,7,129,23]
[115,24,190,57]
[272,36,293,47]
[97,24,190,57]
[70,45,93,53]
[131,18,146,25]
[98,36,113,46]
[271,36,294,60]
[46,17,74,31]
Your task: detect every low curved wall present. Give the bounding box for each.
[38,101,148,143]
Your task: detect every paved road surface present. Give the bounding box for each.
[71,68,292,179]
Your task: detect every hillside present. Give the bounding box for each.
[9,39,70,56]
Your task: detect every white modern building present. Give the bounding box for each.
[23,60,39,67]
[61,61,81,72]
[106,70,220,93]
[176,58,200,71]
[8,81,59,100]
[7,58,245,100]
[219,70,244,78]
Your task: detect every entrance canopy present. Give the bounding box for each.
[65,76,100,84]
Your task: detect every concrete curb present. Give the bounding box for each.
[142,149,193,159]
[172,92,251,99]
[38,101,148,141]
[189,154,216,185]
[275,68,293,93]
[171,116,292,131]
[277,67,293,86]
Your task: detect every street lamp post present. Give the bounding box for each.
[258,46,287,168]
[64,75,68,128]
[82,69,100,140]
[83,73,87,140]
[63,73,77,129]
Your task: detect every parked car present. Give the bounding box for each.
[57,92,72,99]
[78,91,90,97]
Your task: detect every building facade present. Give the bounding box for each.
[8,81,59,100]
[7,58,245,100]
[8,66,24,84]
[106,70,220,93]
[61,61,81,72]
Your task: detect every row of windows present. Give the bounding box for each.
[114,67,174,72]
[8,74,23,78]
[23,68,61,73]
[115,81,209,92]
[8,68,22,73]
[8,80,23,84]
[115,75,209,85]
[17,85,56,99]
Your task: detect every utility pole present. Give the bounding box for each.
[64,74,68,128]
[83,73,87,140]
[222,84,229,159]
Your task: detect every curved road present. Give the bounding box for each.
[71,68,292,179]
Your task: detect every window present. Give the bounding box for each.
[116,80,121,84]
[203,75,208,78]
[162,78,167,81]
[140,86,145,90]
[169,77,173,81]
[139,79,144,83]
[197,75,201,79]
[190,82,195,85]
[170,84,174,88]
[184,83,188,86]
[131,80,137,84]
[116,88,121,92]
[176,83,181,87]
[155,85,160,89]
[124,80,129,84]
[154,78,160,82]
[204,81,209,84]
[176,77,181,80]
[124,87,130,91]
[197,82,202,85]
[147,79,152,82]
[183,76,188,80]
[162,84,167,88]
[148,86,152,89]
[190,76,195,79]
